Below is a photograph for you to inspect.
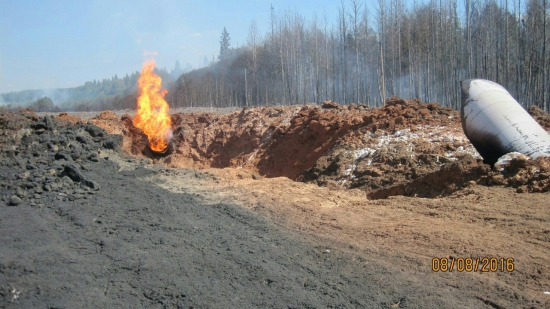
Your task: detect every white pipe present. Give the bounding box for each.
[460,79,550,165]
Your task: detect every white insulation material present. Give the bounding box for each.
[460,79,550,164]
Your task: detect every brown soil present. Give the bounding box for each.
[17,98,549,307]
[90,96,550,197]
[97,97,461,178]
[146,165,550,308]
[530,105,550,131]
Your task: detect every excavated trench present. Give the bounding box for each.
[90,98,550,198]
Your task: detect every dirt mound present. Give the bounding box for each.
[89,112,127,137]
[118,105,369,177]
[487,156,550,193]
[114,97,460,181]
[365,155,487,199]
[0,111,123,207]
[364,154,550,199]
[93,110,119,121]
[83,97,550,198]
[529,105,550,130]
[302,97,478,195]
[55,112,82,125]
[368,96,457,131]
[0,110,37,133]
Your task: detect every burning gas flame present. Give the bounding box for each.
[134,60,172,153]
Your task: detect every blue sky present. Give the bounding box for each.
[0,0,355,93]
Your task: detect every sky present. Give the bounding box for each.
[0,0,355,93]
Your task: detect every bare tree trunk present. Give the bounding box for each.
[380,42,386,105]
[351,0,362,105]
[279,30,286,105]
[543,0,548,111]
[339,0,348,104]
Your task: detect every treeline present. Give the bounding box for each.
[1,65,182,112]
[170,0,550,112]
[1,73,140,112]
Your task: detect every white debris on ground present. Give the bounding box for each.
[10,287,20,302]
[365,125,478,159]
[338,125,482,184]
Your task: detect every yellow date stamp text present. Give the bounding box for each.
[432,257,515,272]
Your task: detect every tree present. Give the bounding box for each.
[32,96,55,112]
[219,27,231,60]
[171,60,183,78]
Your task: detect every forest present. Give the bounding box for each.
[171,0,550,112]
[0,66,181,112]
[1,0,549,113]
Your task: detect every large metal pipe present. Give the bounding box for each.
[460,79,550,165]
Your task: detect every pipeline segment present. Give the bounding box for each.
[460,79,550,165]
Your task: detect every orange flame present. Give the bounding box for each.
[134,60,172,152]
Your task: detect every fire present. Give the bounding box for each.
[134,60,172,153]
